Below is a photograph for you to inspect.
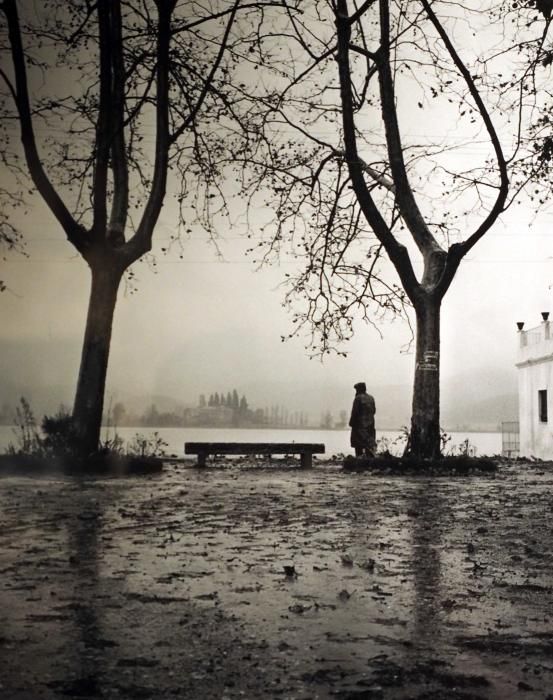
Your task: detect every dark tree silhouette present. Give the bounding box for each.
[0,0,257,456]
[537,0,553,21]
[238,1,530,459]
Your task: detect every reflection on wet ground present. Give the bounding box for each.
[0,462,552,699]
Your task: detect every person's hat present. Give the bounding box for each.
[354,382,366,392]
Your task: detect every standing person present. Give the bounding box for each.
[349,382,376,457]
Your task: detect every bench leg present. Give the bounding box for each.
[197,451,207,467]
[300,452,312,469]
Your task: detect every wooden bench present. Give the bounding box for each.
[184,442,325,468]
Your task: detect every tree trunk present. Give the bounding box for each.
[72,260,123,456]
[407,298,441,460]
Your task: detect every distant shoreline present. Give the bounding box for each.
[0,422,504,433]
[107,424,504,434]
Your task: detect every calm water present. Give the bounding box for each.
[0,424,502,457]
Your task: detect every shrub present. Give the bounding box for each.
[3,400,165,475]
[41,409,81,458]
[9,397,42,455]
[126,432,168,458]
[343,452,497,475]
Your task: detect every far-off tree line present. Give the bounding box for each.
[109,390,312,429]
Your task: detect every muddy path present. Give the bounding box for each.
[0,461,552,699]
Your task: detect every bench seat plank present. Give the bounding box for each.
[184,442,325,468]
[185,442,325,455]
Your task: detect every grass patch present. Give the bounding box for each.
[343,453,498,475]
[1,398,166,477]
[0,451,163,477]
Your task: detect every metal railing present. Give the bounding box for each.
[501,421,519,458]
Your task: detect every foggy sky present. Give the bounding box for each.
[1,188,550,422]
[1,3,552,425]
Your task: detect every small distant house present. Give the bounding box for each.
[184,405,235,427]
[516,313,553,459]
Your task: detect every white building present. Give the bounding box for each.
[516,313,553,459]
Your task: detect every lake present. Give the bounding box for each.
[0,425,503,457]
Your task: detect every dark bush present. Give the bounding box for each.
[343,453,498,475]
[41,410,81,458]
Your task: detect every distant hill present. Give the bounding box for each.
[441,393,518,432]
[0,336,518,430]
[441,367,518,431]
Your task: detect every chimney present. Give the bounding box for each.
[517,321,527,348]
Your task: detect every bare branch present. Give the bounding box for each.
[92,0,113,236]
[375,0,439,256]
[1,0,85,252]
[170,0,240,144]
[108,0,129,242]
[125,0,176,262]
[421,0,509,270]
[335,0,420,302]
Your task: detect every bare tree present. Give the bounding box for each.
[0,0,260,456]
[239,0,522,459]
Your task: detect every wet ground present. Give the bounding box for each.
[0,460,552,699]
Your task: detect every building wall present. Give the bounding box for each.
[517,321,553,459]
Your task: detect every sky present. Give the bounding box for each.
[1,1,552,426]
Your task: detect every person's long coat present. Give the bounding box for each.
[349,392,376,448]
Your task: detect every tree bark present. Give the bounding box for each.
[407,298,441,460]
[72,260,123,456]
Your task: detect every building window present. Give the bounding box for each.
[539,390,548,423]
